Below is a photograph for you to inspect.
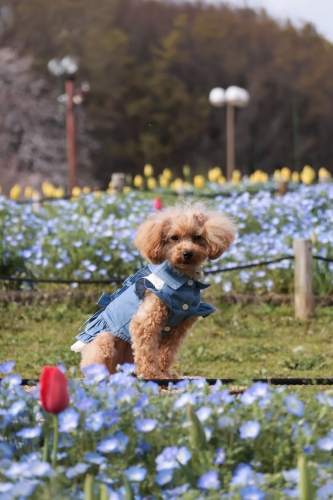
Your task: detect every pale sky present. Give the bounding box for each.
[203,0,333,42]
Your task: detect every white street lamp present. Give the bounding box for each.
[209,85,250,181]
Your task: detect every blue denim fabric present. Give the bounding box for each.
[76,261,216,345]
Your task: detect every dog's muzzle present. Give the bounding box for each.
[182,251,193,261]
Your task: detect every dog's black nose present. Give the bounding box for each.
[183,251,193,261]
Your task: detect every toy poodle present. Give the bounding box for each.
[71,202,236,379]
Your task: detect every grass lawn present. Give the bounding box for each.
[1,289,333,383]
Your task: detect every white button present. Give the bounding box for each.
[164,326,170,331]
[182,304,189,310]
[188,280,193,285]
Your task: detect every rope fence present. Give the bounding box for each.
[0,254,331,285]
[2,377,333,388]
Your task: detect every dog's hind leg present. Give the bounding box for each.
[80,332,127,375]
[158,316,198,378]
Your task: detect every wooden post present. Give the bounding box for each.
[277,179,288,196]
[111,173,126,195]
[226,103,235,182]
[293,238,314,319]
[32,192,41,213]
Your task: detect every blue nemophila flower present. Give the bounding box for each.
[0,483,13,493]
[82,363,109,383]
[282,469,299,484]
[8,400,26,416]
[316,394,333,407]
[303,444,314,455]
[239,486,265,500]
[0,441,16,458]
[0,361,15,374]
[29,461,54,477]
[103,410,119,428]
[317,482,333,499]
[173,392,196,410]
[223,281,232,293]
[16,427,41,439]
[85,411,104,432]
[196,406,212,422]
[231,464,254,487]
[135,418,157,432]
[217,416,233,428]
[66,462,90,479]
[59,408,79,433]
[83,452,106,465]
[214,448,226,465]
[155,469,173,486]
[124,466,147,482]
[176,446,192,465]
[317,437,333,451]
[135,440,151,457]
[118,363,136,375]
[240,421,261,439]
[284,394,305,417]
[197,470,221,490]
[97,432,129,453]
[165,484,189,497]
[75,397,95,412]
[282,489,299,498]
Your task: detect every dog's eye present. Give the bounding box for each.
[171,235,179,241]
[193,235,202,241]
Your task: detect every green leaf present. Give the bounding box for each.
[186,403,206,449]
[298,455,315,500]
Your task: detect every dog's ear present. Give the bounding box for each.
[204,212,236,260]
[134,213,168,264]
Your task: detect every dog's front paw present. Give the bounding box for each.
[161,370,179,380]
[135,369,164,379]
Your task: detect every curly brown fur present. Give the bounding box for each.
[80,203,236,378]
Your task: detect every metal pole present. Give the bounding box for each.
[65,78,77,192]
[226,103,235,181]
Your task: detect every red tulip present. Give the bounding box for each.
[40,366,69,414]
[154,197,163,210]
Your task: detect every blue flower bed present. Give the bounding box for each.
[1,362,333,498]
[1,184,333,295]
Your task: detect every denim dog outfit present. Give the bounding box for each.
[71,262,215,352]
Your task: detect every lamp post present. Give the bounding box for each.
[209,86,250,181]
[48,56,79,193]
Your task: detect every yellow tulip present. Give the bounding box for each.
[281,167,291,181]
[106,187,112,195]
[32,190,40,199]
[163,168,173,180]
[54,187,64,198]
[183,165,191,177]
[218,175,226,185]
[301,165,316,185]
[174,178,184,189]
[273,169,281,181]
[260,172,269,182]
[194,175,205,189]
[82,186,91,195]
[291,172,300,182]
[133,175,144,188]
[319,167,331,178]
[42,181,55,198]
[0,186,2,194]
[147,177,157,189]
[10,184,21,200]
[94,190,102,198]
[72,186,81,197]
[24,186,33,198]
[123,186,131,194]
[208,168,220,183]
[232,169,242,183]
[144,164,154,177]
[159,176,169,188]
